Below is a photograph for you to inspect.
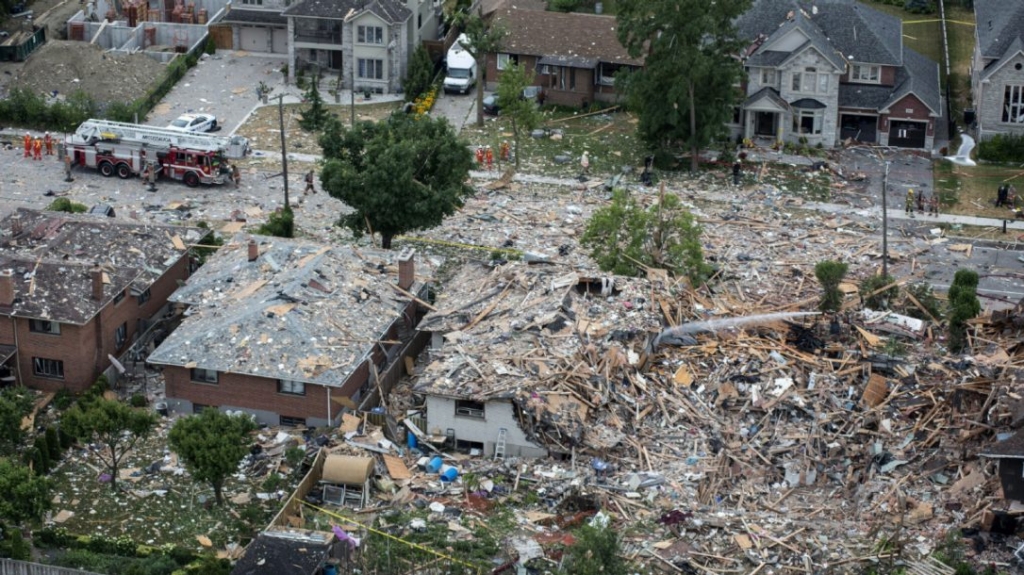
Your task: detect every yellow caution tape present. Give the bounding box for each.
[395,235,522,256]
[903,19,975,26]
[299,500,485,573]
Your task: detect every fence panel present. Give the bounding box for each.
[0,558,103,575]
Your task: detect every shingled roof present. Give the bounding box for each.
[975,0,1024,62]
[0,208,207,325]
[147,235,426,388]
[282,0,409,22]
[492,8,642,67]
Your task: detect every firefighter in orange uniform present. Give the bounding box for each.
[44,132,53,156]
[33,137,42,161]
[23,133,31,158]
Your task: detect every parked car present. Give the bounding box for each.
[166,113,218,133]
[482,87,544,116]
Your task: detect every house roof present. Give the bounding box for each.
[743,86,791,112]
[479,0,546,19]
[975,0,1024,62]
[147,236,427,388]
[492,8,643,67]
[761,10,847,72]
[231,529,333,575]
[737,0,902,67]
[221,8,287,25]
[0,208,207,325]
[980,432,1024,459]
[980,35,1024,82]
[282,0,409,22]
[880,46,941,115]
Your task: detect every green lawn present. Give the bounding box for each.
[934,160,1024,218]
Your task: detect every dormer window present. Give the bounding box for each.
[852,65,881,83]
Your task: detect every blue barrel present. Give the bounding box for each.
[324,565,338,575]
[407,431,418,449]
[426,456,443,474]
[439,464,459,482]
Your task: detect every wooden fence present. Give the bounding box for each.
[0,558,102,575]
[268,446,326,528]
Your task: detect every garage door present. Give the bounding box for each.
[239,27,270,52]
[272,28,288,54]
[840,114,877,143]
[888,120,927,148]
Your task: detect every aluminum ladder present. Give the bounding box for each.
[494,428,507,460]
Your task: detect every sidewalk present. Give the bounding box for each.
[885,208,1024,232]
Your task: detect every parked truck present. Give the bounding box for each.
[443,34,477,95]
[64,119,251,187]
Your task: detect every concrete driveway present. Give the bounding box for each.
[431,88,479,133]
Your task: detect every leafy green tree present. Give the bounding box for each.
[859,274,898,310]
[62,398,157,491]
[319,114,473,248]
[549,0,581,12]
[255,207,294,238]
[559,524,628,575]
[814,260,849,313]
[496,62,542,169]
[948,269,981,352]
[34,435,51,474]
[0,458,50,524]
[0,387,33,456]
[456,12,506,127]
[169,409,257,506]
[581,187,710,284]
[298,71,329,132]
[404,45,435,103]
[616,0,751,171]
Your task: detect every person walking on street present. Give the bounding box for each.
[23,133,31,158]
[33,137,42,161]
[44,132,53,156]
[905,189,915,218]
[733,160,742,186]
[304,170,316,195]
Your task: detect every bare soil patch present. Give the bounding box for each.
[236,101,401,156]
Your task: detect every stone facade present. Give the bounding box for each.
[974,51,1024,140]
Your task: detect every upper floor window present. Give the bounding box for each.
[113,290,126,305]
[760,68,776,87]
[278,379,306,396]
[137,288,151,306]
[1003,85,1024,124]
[190,368,219,384]
[851,65,880,83]
[114,322,127,348]
[792,69,828,94]
[357,25,383,44]
[29,319,60,335]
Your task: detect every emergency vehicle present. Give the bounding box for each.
[65,119,251,187]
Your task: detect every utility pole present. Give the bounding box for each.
[351,86,355,127]
[881,160,890,279]
[277,95,290,210]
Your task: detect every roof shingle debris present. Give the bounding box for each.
[0,208,207,324]
[148,235,430,386]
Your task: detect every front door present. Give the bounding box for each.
[756,112,775,136]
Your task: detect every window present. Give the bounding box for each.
[569,68,576,91]
[137,288,151,305]
[1003,85,1024,124]
[278,379,306,396]
[539,64,551,75]
[241,0,262,5]
[455,400,485,419]
[29,319,60,335]
[357,58,384,80]
[598,63,621,86]
[113,290,126,305]
[418,14,422,29]
[791,72,801,92]
[792,109,824,135]
[731,106,742,125]
[280,415,306,427]
[792,68,828,94]
[496,53,510,71]
[114,322,127,348]
[193,403,215,414]
[357,25,383,44]
[190,368,219,384]
[818,74,829,93]
[760,68,776,86]
[851,65,880,83]
[32,357,64,379]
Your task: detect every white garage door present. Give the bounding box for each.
[239,27,270,52]
[272,28,288,54]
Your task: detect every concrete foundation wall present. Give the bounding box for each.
[424,395,547,458]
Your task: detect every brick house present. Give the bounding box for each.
[734,0,941,149]
[971,0,1024,141]
[485,8,643,108]
[412,262,661,458]
[281,0,439,94]
[147,236,427,427]
[0,209,208,393]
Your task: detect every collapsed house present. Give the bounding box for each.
[412,261,663,458]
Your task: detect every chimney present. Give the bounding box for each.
[247,239,258,262]
[0,270,13,308]
[398,249,415,290]
[91,266,104,301]
[10,215,21,236]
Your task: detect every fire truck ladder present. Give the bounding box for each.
[74,119,230,153]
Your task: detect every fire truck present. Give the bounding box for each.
[65,119,251,187]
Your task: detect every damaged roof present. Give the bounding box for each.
[230,528,333,575]
[493,8,643,67]
[0,208,207,325]
[147,235,426,387]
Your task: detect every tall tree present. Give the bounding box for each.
[495,62,541,169]
[169,409,257,506]
[299,71,329,132]
[62,397,157,491]
[0,458,50,524]
[616,0,751,171]
[404,45,435,103]
[457,12,506,127]
[0,387,32,456]
[319,113,474,248]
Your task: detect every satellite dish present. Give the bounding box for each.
[944,133,976,167]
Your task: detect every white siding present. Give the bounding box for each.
[424,395,547,458]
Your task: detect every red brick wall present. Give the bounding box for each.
[485,54,600,107]
[880,94,935,135]
[881,66,896,86]
[164,366,332,422]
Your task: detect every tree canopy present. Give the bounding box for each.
[496,62,541,169]
[0,386,32,456]
[457,12,505,127]
[403,45,435,103]
[169,409,257,506]
[0,458,50,524]
[319,113,474,248]
[616,0,751,170]
[62,397,157,490]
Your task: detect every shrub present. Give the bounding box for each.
[901,282,942,321]
[54,388,74,410]
[978,133,1024,163]
[859,274,898,310]
[204,38,216,55]
[46,198,88,213]
[7,528,30,560]
[130,394,148,408]
[36,526,71,547]
[948,269,980,352]
[814,260,849,312]
[549,0,580,12]
[34,435,51,473]
[58,427,74,449]
[256,207,294,238]
[45,426,62,460]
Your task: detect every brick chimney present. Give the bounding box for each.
[398,249,415,290]
[10,215,21,236]
[247,239,258,262]
[91,266,104,301]
[0,270,13,308]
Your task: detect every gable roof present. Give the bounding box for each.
[282,0,409,21]
[980,35,1024,81]
[975,0,1024,61]
[231,529,333,575]
[760,10,846,71]
[737,0,902,67]
[881,46,941,115]
[0,208,207,325]
[147,236,426,389]
[492,8,643,67]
